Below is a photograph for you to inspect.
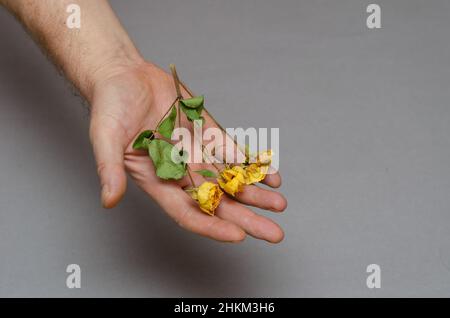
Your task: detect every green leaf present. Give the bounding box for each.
[180,95,204,109]
[133,130,154,150]
[179,96,204,122]
[194,169,217,178]
[157,105,177,138]
[180,103,204,122]
[147,139,186,180]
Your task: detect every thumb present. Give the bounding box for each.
[89,113,127,208]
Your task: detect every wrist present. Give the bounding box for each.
[82,44,145,103]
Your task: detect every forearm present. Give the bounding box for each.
[0,0,143,101]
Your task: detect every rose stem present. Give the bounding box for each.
[186,166,196,187]
[178,80,227,131]
[154,97,179,131]
[201,145,221,172]
[179,79,245,161]
[169,64,183,131]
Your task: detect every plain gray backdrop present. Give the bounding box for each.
[1,0,450,297]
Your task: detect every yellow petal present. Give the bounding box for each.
[226,178,240,196]
[195,182,223,215]
[217,166,247,196]
[257,150,272,165]
[244,164,264,184]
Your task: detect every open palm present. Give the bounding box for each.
[89,62,286,243]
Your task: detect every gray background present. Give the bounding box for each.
[1,0,450,297]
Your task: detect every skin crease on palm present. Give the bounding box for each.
[0,0,287,244]
[91,63,287,243]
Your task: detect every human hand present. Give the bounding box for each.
[0,0,286,243]
[90,61,287,243]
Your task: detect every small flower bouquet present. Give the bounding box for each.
[133,65,272,216]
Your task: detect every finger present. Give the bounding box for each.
[262,170,282,188]
[234,184,287,212]
[143,180,246,242]
[216,196,284,243]
[90,112,127,209]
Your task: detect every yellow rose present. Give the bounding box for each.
[244,150,272,185]
[190,182,223,215]
[256,150,272,165]
[244,163,270,184]
[217,166,246,196]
